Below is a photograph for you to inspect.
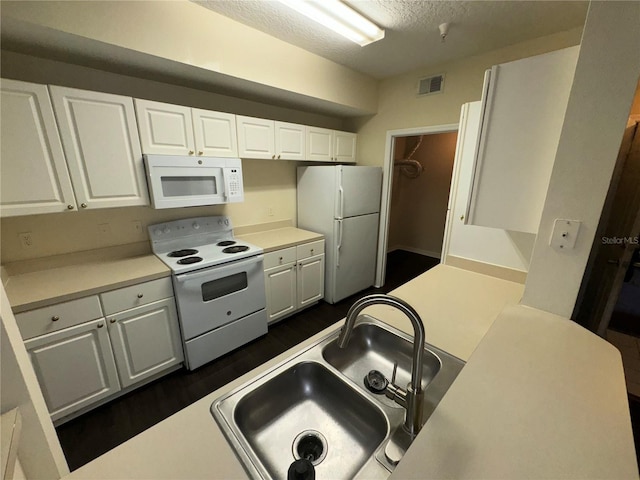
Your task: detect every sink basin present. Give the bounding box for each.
[323,323,442,409]
[212,315,465,479]
[231,361,387,479]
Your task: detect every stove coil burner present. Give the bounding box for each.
[177,256,203,265]
[217,240,236,247]
[168,249,199,258]
[222,245,250,254]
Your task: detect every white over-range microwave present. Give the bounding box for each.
[144,155,244,209]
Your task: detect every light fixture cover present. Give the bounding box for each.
[278,0,384,46]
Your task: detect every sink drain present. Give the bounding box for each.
[292,430,328,466]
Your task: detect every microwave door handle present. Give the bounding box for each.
[175,255,263,283]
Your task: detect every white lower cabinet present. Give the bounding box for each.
[24,318,120,422]
[264,240,324,324]
[108,298,183,389]
[16,278,183,422]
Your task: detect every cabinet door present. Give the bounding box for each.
[275,121,305,160]
[334,131,357,163]
[306,127,334,162]
[236,116,275,159]
[192,108,238,157]
[297,254,325,308]
[50,86,149,209]
[0,79,77,216]
[264,263,297,323]
[134,99,195,155]
[24,319,120,421]
[107,298,183,388]
[466,46,579,233]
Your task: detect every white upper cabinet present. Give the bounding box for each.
[134,99,196,155]
[0,79,77,217]
[275,121,305,160]
[306,127,357,163]
[192,108,238,157]
[50,86,149,209]
[306,127,334,162]
[466,46,579,234]
[236,115,276,159]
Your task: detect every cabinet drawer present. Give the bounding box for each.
[100,277,173,315]
[297,240,325,260]
[15,296,103,340]
[264,247,297,270]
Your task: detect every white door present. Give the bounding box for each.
[0,79,77,216]
[330,214,379,303]
[337,166,382,218]
[192,108,238,158]
[265,263,297,323]
[275,121,305,160]
[236,116,275,159]
[25,319,120,421]
[334,131,357,163]
[50,86,149,209]
[108,298,183,388]
[135,99,195,155]
[297,254,325,308]
[306,127,333,162]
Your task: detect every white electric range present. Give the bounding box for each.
[149,216,267,370]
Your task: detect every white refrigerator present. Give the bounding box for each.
[297,165,382,303]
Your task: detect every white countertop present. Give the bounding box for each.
[63,265,637,479]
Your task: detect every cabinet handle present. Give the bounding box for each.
[67,204,74,210]
[110,318,117,324]
[198,151,203,156]
[460,215,465,221]
[188,150,194,155]
[51,315,60,322]
[311,249,314,254]
[272,154,276,160]
[277,154,281,159]
[137,293,144,298]
[97,323,104,328]
[80,203,87,208]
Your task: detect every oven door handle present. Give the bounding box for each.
[174,254,263,283]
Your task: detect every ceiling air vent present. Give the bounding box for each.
[417,74,445,96]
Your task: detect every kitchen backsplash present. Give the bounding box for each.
[1,159,297,263]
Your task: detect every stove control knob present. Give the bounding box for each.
[163,227,171,234]
[224,219,229,226]
[192,222,200,230]
[154,229,162,236]
[218,219,223,226]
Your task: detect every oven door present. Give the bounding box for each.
[172,255,266,340]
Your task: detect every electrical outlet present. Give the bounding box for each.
[18,232,33,249]
[132,220,145,239]
[267,207,274,217]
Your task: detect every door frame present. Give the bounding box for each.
[375,123,459,288]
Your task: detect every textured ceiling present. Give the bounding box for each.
[194,0,588,79]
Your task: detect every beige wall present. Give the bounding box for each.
[1,159,297,262]
[349,27,583,168]
[1,0,378,115]
[388,132,458,257]
[522,1,640,318]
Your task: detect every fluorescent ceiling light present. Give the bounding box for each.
[278,0,385,47]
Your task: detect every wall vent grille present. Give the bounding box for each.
[417,74,445,96]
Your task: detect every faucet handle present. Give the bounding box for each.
[390,361,398,385]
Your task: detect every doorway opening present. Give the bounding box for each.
[375,124,459,287]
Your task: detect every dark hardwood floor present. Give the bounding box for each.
[56,250,439,471]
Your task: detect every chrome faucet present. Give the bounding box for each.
[337,293,426,438]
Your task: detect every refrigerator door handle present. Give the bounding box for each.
[336,219,343,267]
[338,185,345,219]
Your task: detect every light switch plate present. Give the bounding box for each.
[550,219,581,250]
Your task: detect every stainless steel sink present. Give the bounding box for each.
[212,315,465,479]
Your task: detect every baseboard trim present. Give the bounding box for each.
[445,255,527,284]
